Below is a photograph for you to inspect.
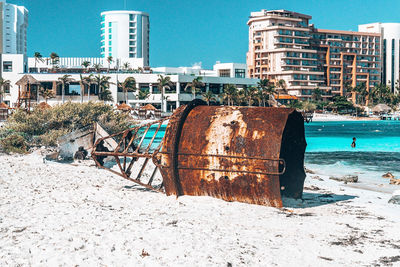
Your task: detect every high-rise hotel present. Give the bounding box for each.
[0,0,28,55]
[359,23,400,94]
[247,10,382,100]
[101,10,150,66]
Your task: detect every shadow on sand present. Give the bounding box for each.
[282,192,357,208]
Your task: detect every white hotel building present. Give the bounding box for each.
[359,23,400,94]
[101,11,150,67]
[1,54,256,112]
[0,0,28,55]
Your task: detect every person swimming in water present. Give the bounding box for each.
[351,137,356,148]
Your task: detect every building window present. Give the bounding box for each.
[235,69,246,78]
[130,35,135,39]
[130,22,135,27]
[109,22,112,27]
[109,41,112,45]
[3,61,12,72]
[129,29,135,33]
[109,34,112,39]
[4,84,10,93]
[109,28,112,33]
[129,47,135,51]
[129,14,134,20]
[383,39,386,84]
[392,39,395,91]
[219,69,231,77]
[129,53,135,58]
[129,41,136,45]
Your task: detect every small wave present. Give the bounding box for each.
[305,151,400,173]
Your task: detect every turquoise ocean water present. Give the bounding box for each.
[140,120,400,184]
[305,120,400,183]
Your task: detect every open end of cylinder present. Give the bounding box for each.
[279,111,307,199]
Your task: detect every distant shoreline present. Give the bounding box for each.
[312,113,381,122]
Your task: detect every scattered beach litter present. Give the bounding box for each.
[329,175,359,184]
[389,190,400,204]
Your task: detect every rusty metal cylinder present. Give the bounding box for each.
[156,100,307,207]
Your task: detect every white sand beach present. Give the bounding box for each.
[0,150,399,266]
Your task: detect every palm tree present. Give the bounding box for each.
[388,93,400,110]
[84,74,94,102]
[370,83,390,105]
[39,86,54,103]
[79,74,86,103]
[257,79,275,106]
[312,87,323,102]
[356,82,367,105]
[202,91,215,105]
[99,89,113,102]
[33,52,44,71]
[241,86,258,106]
[138,89,150,100]
[157,75,172,112]
[221,84,238,106]
[0,77,11,103]
[122,62,131,72]
[49,52,59,68]
[106,56,113,72]
[344,80,353,98]
[254,89,265,106]
[303,101,317,112]
[93,63,102,73]
[81,61,91,72]
[99,76,114,102]
[184,77,205,100]
[93,74,102,96]
[58,74,74,104]
[122,77,137,103]
[276,79,287,103]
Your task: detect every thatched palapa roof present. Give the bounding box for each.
[15,75,39,86]
[0,102,10,109]
[117,103,132,110]
[141,104,157,110]
[372,104,391,113]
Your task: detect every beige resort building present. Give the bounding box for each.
[247,9,382,101]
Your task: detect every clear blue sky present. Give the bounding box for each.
[8,0,400,68]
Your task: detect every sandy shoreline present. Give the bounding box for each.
[0,150,399,266]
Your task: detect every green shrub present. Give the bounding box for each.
[0,102,134,153]
[0,134,28,154]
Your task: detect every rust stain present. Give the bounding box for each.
[91,99,307,208]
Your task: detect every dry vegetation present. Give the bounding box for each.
[0,102,134,153]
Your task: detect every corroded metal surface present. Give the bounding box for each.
[92,100,307,207]
[156,102,306,207]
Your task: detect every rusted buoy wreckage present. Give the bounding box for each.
[92,100,307,207]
